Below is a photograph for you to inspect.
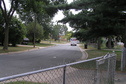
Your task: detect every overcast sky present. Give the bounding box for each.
[52,0,75,31]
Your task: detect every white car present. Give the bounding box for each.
[70,38,77,46]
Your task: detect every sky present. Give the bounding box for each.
[52,0,74,22]
[52,0,74,31]
[4,0,10,10]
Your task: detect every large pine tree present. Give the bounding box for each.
[60,0,126,70]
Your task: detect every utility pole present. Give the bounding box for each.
[121,17,126,71]
[33,14,36,48]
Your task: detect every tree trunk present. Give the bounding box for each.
[97,37,101,50]
[3,24,9,50]
[108,36,112,49]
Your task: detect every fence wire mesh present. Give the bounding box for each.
[95,53,116,84]
[0,53,116,84]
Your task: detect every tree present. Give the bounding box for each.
[0,0,67,50]
[0,14,26,46]
[16,0,67,43]
[65,31,72,41]
[52,25,61,41]
[60,24,68,36]
[9,17,26,46]
[0,0,19,50]
[0,10,4,45]
[26,22,43,43]
[51,24,68,41]
[60,0,125,49]
[73,29,90,42]
[60,0,126,70]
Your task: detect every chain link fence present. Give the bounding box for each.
[95,53,116,84]
[0,53,116,84]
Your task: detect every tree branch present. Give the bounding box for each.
[1,0,7,13]
[0,0,7,22]
[8,0,14,18]
[8,0,19,21]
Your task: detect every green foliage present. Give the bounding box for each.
[73,29,90,41]
[60,0,125,42]
[0,0,21,50]
[0,0,67,50]
[52,25,61,41]
[37,14,52,39]
[65,31,72,40]
[26,22,44,42]
[16,0,67,41]
[16,0,67,22]
[51,24,68,41]
[0,14,26,46]
[9,17,26,46]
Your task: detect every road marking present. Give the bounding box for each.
[53,56,56,58]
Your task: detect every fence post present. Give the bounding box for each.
[121,47,126,71]
[107,53,116,84]
[107,55,111,84]
[94,60,100,84]
[63,66,66,84]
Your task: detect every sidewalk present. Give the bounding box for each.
[115,72,126,84]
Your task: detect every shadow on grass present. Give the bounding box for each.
[71,60,96,70]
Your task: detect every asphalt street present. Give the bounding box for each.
[0,44,82,77]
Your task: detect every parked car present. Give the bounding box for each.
[22,38,29,45]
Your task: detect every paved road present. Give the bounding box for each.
[0,44,82,77]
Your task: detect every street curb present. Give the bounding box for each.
[79,46,88,60]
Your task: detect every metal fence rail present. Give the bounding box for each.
[0,53,116,84]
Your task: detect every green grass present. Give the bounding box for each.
[28,42,54,47]
[41,40,69,44]
[0,46,35,53]
[6,81,47,84]
[86,49,121,71]
[72,44,122,71]
[72,60,96,70]
[0,40,67,54]
[0,42,54,54]
[86,49,121,59]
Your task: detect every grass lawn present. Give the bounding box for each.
[72,44,122,71]
[0,42,54,54]
[0,40,68,54]
[6,81,47,84]
[0,46,35,54]
[41,40,69,44]
[86,49,121,71]
[28,42,54,47]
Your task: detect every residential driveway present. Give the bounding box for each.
[0,44,83,77]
